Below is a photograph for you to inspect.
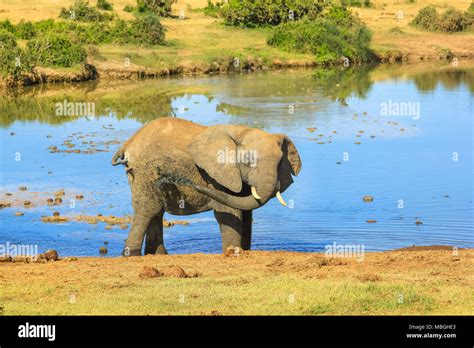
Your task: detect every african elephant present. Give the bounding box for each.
[112,117,302,256]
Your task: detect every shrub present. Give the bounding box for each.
[0,29,17,48]
[123,5,135,13]
[438,7,467,32]
[129,13,166,45]
[59,0,114,22]
[465,7,474,30]
[27,34,87,67]
[0,20,15,33]
[22,14,166,46]
[268,14,373,64]
[344,0,373,8]
[215,0,327,27]
[411,5,439,31]
[97,0,113,11]
[0,32,33,79]
[411,6,472,32]
[136,0,173,17]
[15,20,37,39]
[204,0,224,18]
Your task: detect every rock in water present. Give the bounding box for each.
[362,195,374,202]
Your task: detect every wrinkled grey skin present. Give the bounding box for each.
[112,117,302,256]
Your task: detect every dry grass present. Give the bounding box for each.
[1,249,473,315]
[353,0,474,59]
[1,0,473,75]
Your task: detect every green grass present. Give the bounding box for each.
[3,274,469,315]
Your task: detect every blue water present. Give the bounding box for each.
[0,65,473,256]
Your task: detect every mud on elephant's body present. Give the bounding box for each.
[112,117,302,256]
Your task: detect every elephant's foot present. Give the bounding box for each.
[122,247,141,257]
[155,244,168,255]
[144,244,168,255]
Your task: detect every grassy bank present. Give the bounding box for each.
[1,0,473,87]
[0,248,472,315]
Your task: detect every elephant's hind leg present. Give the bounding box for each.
[124,183,166,256]
[144,210,167,255]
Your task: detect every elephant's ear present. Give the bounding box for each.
[277,134,302,176]
[189,126,242,193]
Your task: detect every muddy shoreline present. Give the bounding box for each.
[3,50,473,88]
[0,244,465,263]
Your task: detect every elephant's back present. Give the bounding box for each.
[124,117,205,173]
[126,117,204,152]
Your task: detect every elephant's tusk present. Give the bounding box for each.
[251,186,261,200]
[276,191,287,206]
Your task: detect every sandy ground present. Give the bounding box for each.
[0,247,472,315]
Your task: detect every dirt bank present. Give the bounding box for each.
[0,247,472,315]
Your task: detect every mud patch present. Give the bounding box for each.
[394,245,458,252]
[139,266,162,278]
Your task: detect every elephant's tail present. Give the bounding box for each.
[111,146,128,166]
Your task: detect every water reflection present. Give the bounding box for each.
[1,62,472,129]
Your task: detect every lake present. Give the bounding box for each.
[0,62,473,256]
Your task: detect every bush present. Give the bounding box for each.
[59,0,114,22]
[0,29,17,48]
[344,0,373,8]
[129,13,166,45]
[411,5,439,31]
[0,20,15,33]
[136,0,173,17]
[123,5,135,13]
[15,20,37,39]
[268,13,373,64]
[97,0,113,11]
[0,31,33,79]
[15,14,166,46]
[215,0,327,27]
[27,34,87,67]
[0,47,33,79]
[438,7,467,32]
[204,0,224,18]
[411,6,472,32]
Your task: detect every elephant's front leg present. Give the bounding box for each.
[144,211,167,255]
[214,207,244,252]
[241,210,252,250]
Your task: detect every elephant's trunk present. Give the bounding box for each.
[194,181,275,211]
